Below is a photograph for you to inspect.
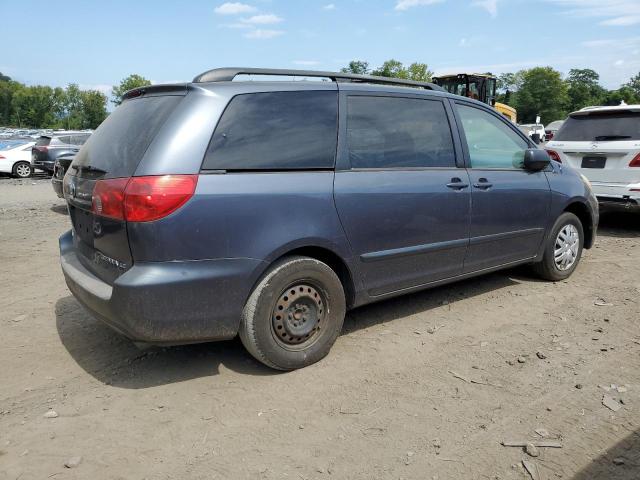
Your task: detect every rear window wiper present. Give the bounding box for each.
[71,165,108,174]
[594,135,631,141]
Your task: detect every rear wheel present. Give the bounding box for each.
[239,256,346,370]
[13,161,32,178]
[533,212,584,281]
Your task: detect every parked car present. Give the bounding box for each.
[546,104,640,211]
[59,68,598,370]
[52,152,75,198]
[31,132,91,174]
[518,123,546,143]
[544,120,564,141]
[0,141,36,178]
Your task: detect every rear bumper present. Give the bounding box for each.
[59,230,265,344]
[32,159,54,172]
[592,181,640,211]
[52,177,64,198]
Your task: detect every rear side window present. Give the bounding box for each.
[72,95,182,179]
[203,91,337,170]
[72,134,90,145]
[346,96,456,169]
[555,112,640,141]
[35,137,51,147]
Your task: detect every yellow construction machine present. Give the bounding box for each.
[432,73,517,122]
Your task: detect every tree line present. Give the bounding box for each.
[0,73,151,129]
[342,60,640,124]
[3,63,639,128]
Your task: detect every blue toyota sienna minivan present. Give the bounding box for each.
[59,68,598,370]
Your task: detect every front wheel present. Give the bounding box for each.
[533,212,584,281]
[239,256,346,370]
[13,161,33,178]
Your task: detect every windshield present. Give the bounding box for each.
[554,111,640,141]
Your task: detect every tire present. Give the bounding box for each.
[533,212,584,281]
[13,161,32,179]
[239,256,346,370]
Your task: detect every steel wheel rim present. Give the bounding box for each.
[554,224,579,271]
[272,282,325,349]
[16,164,30,177]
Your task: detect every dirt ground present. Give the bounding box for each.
[0,178,639,480]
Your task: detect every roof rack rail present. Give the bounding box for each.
[192,67,444,91]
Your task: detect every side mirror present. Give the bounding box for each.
[523,148,550,171]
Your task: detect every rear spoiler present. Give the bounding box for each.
[122,84,189,102]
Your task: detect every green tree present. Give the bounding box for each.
[341,61,370,75]
[10,85,57,128]
[112,74,152,106]
[625,72,640,97]
[604,86,640,106]
[369,59,433,81]
[0,80,21,126]
[495,71,525,106]
[80,90,108,128]
[514,67,569,124]
[566,68,606,111]
[0,72,11,82]
[405,62,433,82]
[372,59,407,79]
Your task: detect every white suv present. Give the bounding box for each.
[546,104,640,211]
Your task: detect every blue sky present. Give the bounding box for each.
[1,0,639,99]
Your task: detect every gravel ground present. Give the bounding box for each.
[0,178,639,480]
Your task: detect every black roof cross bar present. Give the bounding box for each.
[192,67,444,91]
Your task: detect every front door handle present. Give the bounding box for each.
[446,177,469,190]
[473,178,493,190]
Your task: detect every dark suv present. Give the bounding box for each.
[32,132,91,174]
[59,68,598,370]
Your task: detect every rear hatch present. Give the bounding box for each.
[64,93,184,284]
[549,110,640,184]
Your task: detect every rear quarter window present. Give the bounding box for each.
[202,91,338,170]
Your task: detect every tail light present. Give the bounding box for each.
[629,153,640,167]
[545,132,554,140]
[91,175,198,222]
[546,149,561,163]
[0,155,5,159]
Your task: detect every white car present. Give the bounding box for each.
[546,104,640,211]
[518,123,546,143]
[0,141,36,178]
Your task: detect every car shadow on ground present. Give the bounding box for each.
[55,269,521,388]
[54,211,638,388]
[572,428,639,479]
[597,210,640,239]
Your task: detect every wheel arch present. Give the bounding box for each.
[564,201,594,249]
[251,243,358,309]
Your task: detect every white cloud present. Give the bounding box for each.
[459,37,468,47]
[214,2,256,15]
[546,0,640,27]
[292,60,320,66]
[241,14,283,24]
[614,59,625,67]
[244,29,284,39]
[471,0,498,17]
[395,0,444,11]
[323,3,336,10]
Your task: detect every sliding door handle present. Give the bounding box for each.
[473,178,493,190]
[446,177,469,190]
